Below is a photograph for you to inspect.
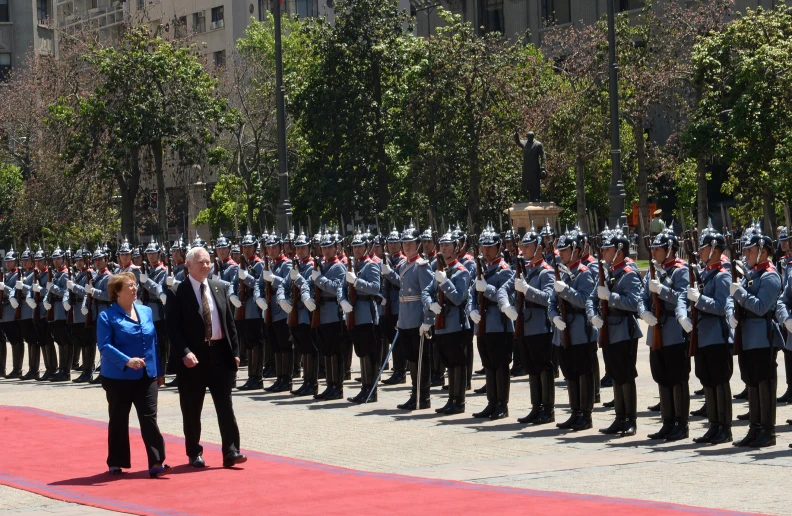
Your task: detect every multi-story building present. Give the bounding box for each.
[0,0,59,80]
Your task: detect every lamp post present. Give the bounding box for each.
[274,0,292,235]
[606,0,626,228]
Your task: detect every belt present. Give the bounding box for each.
[204,338,224,347]
[399,295,421,303]
[356,295,374,301]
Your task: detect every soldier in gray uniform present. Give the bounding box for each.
[640,229,693,442]
[381,228,407,385]
[33,247,57,381]
[342,229,383,403]
[425,227,471,414]
[259,233,294,393]
[454,226,477,390]
[381,224,434,410]
[311,232,348,401]
[776,228,792,403]
[141,239,169,382]
[17,247,42,380]
[1,249,25,378]
[688,228,734,444]
[236,231,265,390]
[282,231,319,396]
[66,247,97,383]
[45,245,76,382]
[731,231,783,448]
[81,246,114,325]
[586,227,644,437]
[550,229,598,431]
[501,226,554,424]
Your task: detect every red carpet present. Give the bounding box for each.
[0,406,759,516]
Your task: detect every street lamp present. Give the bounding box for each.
[273,0,292,235]
[606,0,626,228]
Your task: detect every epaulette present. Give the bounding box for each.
[623,266,634,274]
[417,258,428,267]
[226,260,238,267]
[542,263,552,270]
[456,264,466,272]
[501,262,511,270]
[579,265,589,273]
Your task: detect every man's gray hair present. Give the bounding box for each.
[185,246,209,264]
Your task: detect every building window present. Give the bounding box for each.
[174,15,187,37]
[541,0,570,26]
[37,0,48,22]
[193,11,206,32]
[0,54,10,82]
[480,0,503,34]
[618,0,644,11]
[258,0,266,20]
[0,0,9,22]
[213,50,225,68]
[295,0,316,17]
[136,0,143,9]
[210,6,224,29]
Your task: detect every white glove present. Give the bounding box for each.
[687,287,700,303]
[503,305,518,321]
[429,302,442,315]
[515,278,528,294]
[81,306,88,315]
[648,279,661,293]
[591,315,604,329]
[91,287,100,297]
[419,323,432,337]
[139,273,148,284]
[166,275,175,286]
[46,281,53,290]
[641,312,658,326]
[303,298,316,312]
[729,314,738,329]
[26,298,36,309]
[784,319,792,333]
[380,297,387,306]
[678,316,693,333]
[9,297,19,309]
[340,300,354,314]
[43,300,52,311]
[62,300,71,311]
[597,285,610,301]
[159,293,167,305]
[729,282,741,295]
[66,280,74,291]
[469,309,482,324]
[382,262,392,275]
[16,280,23,289]
[229,294,242,308]
[553,280,567,293]
[475,279,487,292]
[311,270,320,281]
[290,268,300,281]
[0,281,4,290]
[32,283,41,293]
[256,298,268,311]
[346,271,357,284]
[262,270,274,282]
[279,300,293,313]
[238,268,249,280]
[435,270,447,284]
[552,316,567,331]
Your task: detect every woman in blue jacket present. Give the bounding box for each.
[96,271,170,478]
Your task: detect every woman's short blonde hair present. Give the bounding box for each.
[108,271,137,304]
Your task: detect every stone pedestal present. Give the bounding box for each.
[505,202,563,234]
[188,182,210,241]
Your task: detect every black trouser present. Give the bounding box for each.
[70,322,97,373]
[479,332,513,405]
[399,328,431,400]
[291,324,317,385]
[177,345,240,459]
[1,321,24,374]
[267,319,293,382]
[36,318,57,373]
[380,315,404,373]
[605,339,639,420]
[20,319,40,374]
[102,374,165,468]
[351,323,380,389]
[50,320,74,372]
[238,318,264,380]
[154,320,169,375]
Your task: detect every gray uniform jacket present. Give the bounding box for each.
[641,259,689,348]
[382,254,433,330]
[498,257,552,337]
[693,263,733,348]
[550,261,598,346]
[585,259,644,344]
[731,261,783,350]
[424,258,470,335]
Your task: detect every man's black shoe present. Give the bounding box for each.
[223,453,248,468]
[189,456,206,468]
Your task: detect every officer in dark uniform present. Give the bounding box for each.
[586,226,643,437]
[731,231,783,447]
[775,228,792,403]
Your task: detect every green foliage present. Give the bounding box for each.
[0,163,24,245]
[194,173,250,233]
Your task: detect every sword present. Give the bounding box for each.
[416,329,428,406]
[366,329,399,403]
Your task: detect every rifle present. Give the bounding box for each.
[311,256,322,328]
[14,267,23,321]
[32,267,40,322]
[46,256,55,322]
[514,255,525,339]
[549,240,570,349]
[141,259,150,304]
[84,269,94,328]
[475,243,487,337]
[236,254,249,321]
[346,254,356,330]
[66,257,74,324]
[684,232,700,357]
[594,237,609,349]
[264,254,273,325]
[728,234,744,355]
[288,256,300,328]
[644,234,664,351]
[435,253,446,330]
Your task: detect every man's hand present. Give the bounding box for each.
[16,281,23,290]
[729,282,742,296]
[157,376,165,388]
[81,306,88,315]
[26,298,36,309]
[648,279,661,293]
[515,278,528,294]
[256,298,268,311]
[590,315,604,329]
[346,271,357,284]
[475,279,487,292]
[502,305,518,321]
[229,294,242,308]
[784,319,792,334]
[159,293,167,305]
[340,300,354,314]
[382,262,392,275]
[552,316,567,331]
[419,323,432,337]
[66,280,74,291]
[63,300,71,311]
[126,357,146,370]
[303,298,316,312]
[139,273,149,284]
[678,316,693,333]
[729,314,739,329]
[183,353,199,368]
[641,312,658,326]
[166,276,175,286]
[553,281,567,293]
[43,300,52,311]
[311,270,320,281]
[9,298,19,309]
[687,287,700,303]
[278,300,293,313]
[435,270,447,284]
[469,310,482,325]
[32,283,41,293]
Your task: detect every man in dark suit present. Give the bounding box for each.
[166,246,247,468]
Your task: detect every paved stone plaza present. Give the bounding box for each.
[1,322,789,515]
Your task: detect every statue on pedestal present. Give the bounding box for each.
[514,130,546,202]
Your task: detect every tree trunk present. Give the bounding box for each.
[694,86,709,232]
[153,139,167,244]
[634,120,648,260]
[118,148,142,240]
[575,151,587,233]
[372,59,389,214]
[763,187,776,235]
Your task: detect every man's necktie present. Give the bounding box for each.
[200,283,212,341]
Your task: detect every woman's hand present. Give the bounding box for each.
[125,357,146,370]
[157,376,165,387]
